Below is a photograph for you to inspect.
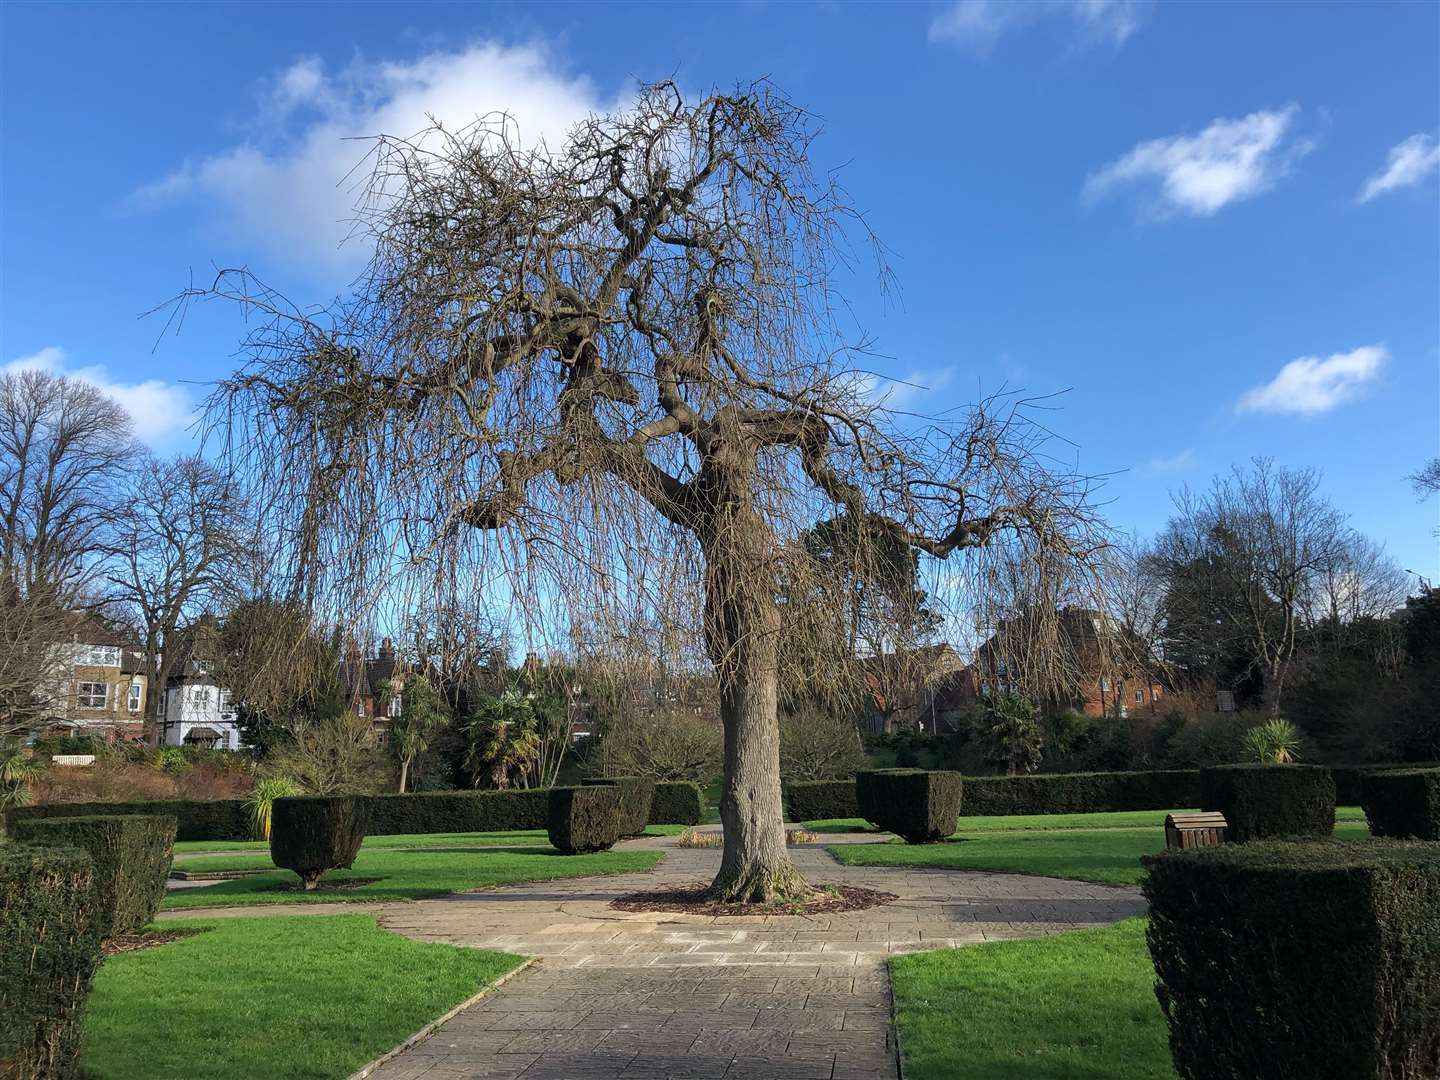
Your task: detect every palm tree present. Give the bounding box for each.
[463,690,542,789]
[0,740,44,809]
[1243,718,1303,764]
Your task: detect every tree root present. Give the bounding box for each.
[704,863,818,905]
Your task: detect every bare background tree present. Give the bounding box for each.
[190,82,1105,902]
[104,454,247,742]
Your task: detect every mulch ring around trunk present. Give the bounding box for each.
[610,882,896,917]
[103,927,207,957]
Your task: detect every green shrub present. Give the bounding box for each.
[582,776,655,836]
[963,769,1200,815]
[1142,840,1440,1080]
[1362,769,1440,840]
[6,798,250,841]
[269,796,368,890]
[547,786,623,853]
[0,846,103,1080]
[648,781,703,825]
[10,814,175,938]
[856,769,962,843]
[1199,764,1335,842]
[364,789,549,834]
[784,780,858,821]
[1333,761,1440,804]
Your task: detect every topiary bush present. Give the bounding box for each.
[784,779,858,822]
[9,814,176,939]
[548,785,623,853]
[1362,769,1440,840]
[269,796,368,890]
[1199,764,1335,842]
[0,845,104,1080]
[582,776,655,836]
[6,797,250,841]
[648,781,703,825]
[1142,840,1440,1080]
[855,769,962,843]
[364,788,549,834]
[1333,761,1440,805]
[963,769,1201,815]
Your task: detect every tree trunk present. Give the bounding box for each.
[398,757,410,794]
[698,454,812,904]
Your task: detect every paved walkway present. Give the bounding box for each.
[353,831,1144,1080]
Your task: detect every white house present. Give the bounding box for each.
[160,658,241,750]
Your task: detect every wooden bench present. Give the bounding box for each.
[1165,811,1228,850]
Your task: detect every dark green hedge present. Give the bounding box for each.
[964,770,1201,816]
[1200,764,1335,842]
[0,846,104,1080]
[270,796,368,890]
[1143,840,1440,1080]
[856,769,963,843]
[784,780,860,822]
[648,781,704,825]
[10,815,175,938]
[365,789,550,834]
[1362,769,1440,841]
[1334,761,1440,804]
[582,777,655,836]
[6,798,250,841]
[548,786,622,853]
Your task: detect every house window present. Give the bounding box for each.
[195,659,214,675]
[73,645,121,667]
[388,695,402,719]
[1100,677,1111,693]
[356,700,366,718]
[1134,688,1144,704]
[127,682,142,712]
[76,682,109,709]
[189,686,211,705]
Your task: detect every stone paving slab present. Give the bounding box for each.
[357,831,1144,1079]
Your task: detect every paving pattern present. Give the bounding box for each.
[359,831,1145,1080]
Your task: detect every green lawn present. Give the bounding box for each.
[830,816,1374,886]
[807,804,1369,835]
[174,823,686,855]
[891,918,1176,1080]
[84,915,523,1080]
[162,846,663,908]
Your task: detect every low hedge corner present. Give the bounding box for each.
[856,769,962,843]
[548,786,623,853]
[1199,764,1335,842]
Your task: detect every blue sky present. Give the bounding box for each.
[2,0,1437,577]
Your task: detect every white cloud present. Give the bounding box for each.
[133,42,616,280]
[929,0,1149,54]
[3,347,194,445]
[1236,345,1386,417]
[1084,106,1311,218]
[1143,448,1195,474]
[850,366,957,412]
[1357,134,1440,203]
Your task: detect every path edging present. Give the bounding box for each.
[345,956,537,1080]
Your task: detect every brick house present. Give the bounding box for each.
[860,643,974,735]
[39,614,148,741]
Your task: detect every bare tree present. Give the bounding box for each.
[0,370,134,732]
[105,454,246,742]
[1410,458,1440,500]
[1153,459,1349,713]
[190,83,1103,901]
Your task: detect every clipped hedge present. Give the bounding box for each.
[0,846,104,1080]
[1200,764,1335,842]
[784,780,859,822]
[964,769,1201,816]
[648,781,704,825]
[270,796,368,890]
[1334,761,1440,805]
[856,769,963,843]
[548,786,623,853]
[582,777,655,836]
[365,789,549,835]
[6,797,250,841]
[1362,769,1440,841]
[1143,840,1440,1080]
[10,814,175,938]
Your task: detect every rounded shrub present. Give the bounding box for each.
[0,845,104,1080]
[10,813,176,938]
[784,779,859,822]
[547,785,623,853]
[856,769,962,843]
[269,795,368,890]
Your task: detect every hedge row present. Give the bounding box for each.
[1143,840,1440,1079]
[0,846,104,1080]
[364,789,550,834]
[1362,769,1440,841]
[648,781,704,825]
[271,796,367,890]
[1333,760,1440,804]
[1199,764,1335,842]
[784,780,859,822]
[6,798,251,841]
[548,786,623,853]
[10,814,176,938]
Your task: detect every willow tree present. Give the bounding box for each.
[199,82,1099,902]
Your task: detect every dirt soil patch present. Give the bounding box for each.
[266,877,385,894]
[103,928,207,956]
[610,881,896,917]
